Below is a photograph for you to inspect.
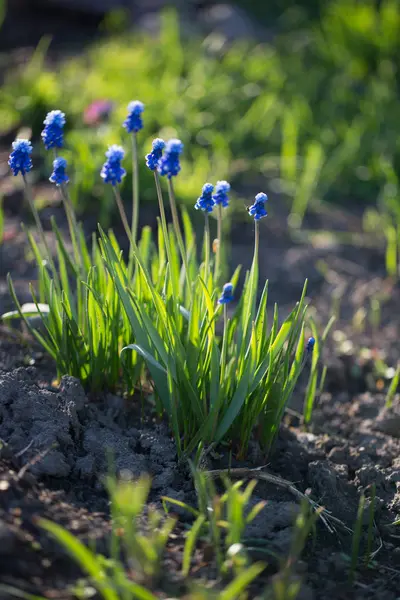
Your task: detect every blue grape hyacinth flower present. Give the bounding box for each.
[123,101,144,133]
[8,139,33,176]
[145,138,165,171]
[100,145,126,186]
[158,139,183,179]
[49,157,69,186]
[41,110,66,150]
[248,192,268,220]
[195,183,215,213]
[306,337,315,353]
[218,282,234,305]
[213,180,230,208]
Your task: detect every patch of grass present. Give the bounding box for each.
[0,472,319,600]
[3,102,313,457]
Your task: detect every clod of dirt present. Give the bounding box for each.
[373,400,400,438]
[307,460,358,524]
[0,368,187,502]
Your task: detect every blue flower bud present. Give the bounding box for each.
[49,157,69,186]
[145,138,165,171]
[218,282,234,305]
[8,139,33,176]
[158,138,183,179]
[213,180,230,207]
[100,145,126,186]
[306,337,315,353]
[123,101,144,133]
[41,110,66,150]
[248,192,268,220]
[195,183,215,213]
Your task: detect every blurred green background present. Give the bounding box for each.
[1,0,400,239]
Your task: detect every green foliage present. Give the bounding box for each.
[100,211,308,455]
[0,469,319,600]
[2,474,268,600]
[4,104,310,458]
[3,1,400,226]
[164,470,266,576]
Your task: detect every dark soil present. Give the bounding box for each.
[1,181,400,599]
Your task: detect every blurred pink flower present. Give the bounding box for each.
[83,100,114,125]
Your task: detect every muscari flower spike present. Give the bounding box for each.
[218,282,234,305]
[8,139,33,176]
[158,138,183,179]
[213,180,230,208]
[306,337,315,353]
[195,183,215,213]
[49,157,69,186]
[123,100,144,134]
[100,145,126,186]
[41,110,66,150]
[145,138,165,171]
[248,192,268,220]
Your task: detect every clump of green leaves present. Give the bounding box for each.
[163,470,266,577]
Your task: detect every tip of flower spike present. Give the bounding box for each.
[49,156,69,186]
[306,337,315,352]
[152,138,165,151]
[127,100,144,114]
[8,138,33,176]
[248,192,268,220]
[53,157,67,169]
[215,180,230,193]
[213,180,230,207]
[11,139,32,153]
[218,282,234,305]
[166,139,183,154]
[106,145,125,161]
[195,182,215,212]
[101,145,126,185]
[223,282,233,294]
[43,110,66,127]
[202,183,214,194]
[255,192,268,204]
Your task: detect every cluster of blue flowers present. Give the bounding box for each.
[50,157,69,186]
[100,145,127,186]
[7,101,319,361]
[41,110,66,150]
[157,139,184,179]
[145,138,166,171]
[123,101,144,134]
[193,180,231,214]
[8,139,33,176]
[195,183,215,213]
[248,192,268,220]
[213,181,231,208]
[218,282,234,305]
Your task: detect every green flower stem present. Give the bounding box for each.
[22,173,60,290]
[154,171,178,301]
[131,132,139,245]
[253,218,259,267]
[214,204,223,283]
[60,184,81,269]
[167,178,191,299]
[204,212,210,286]
[113,186,133,247]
